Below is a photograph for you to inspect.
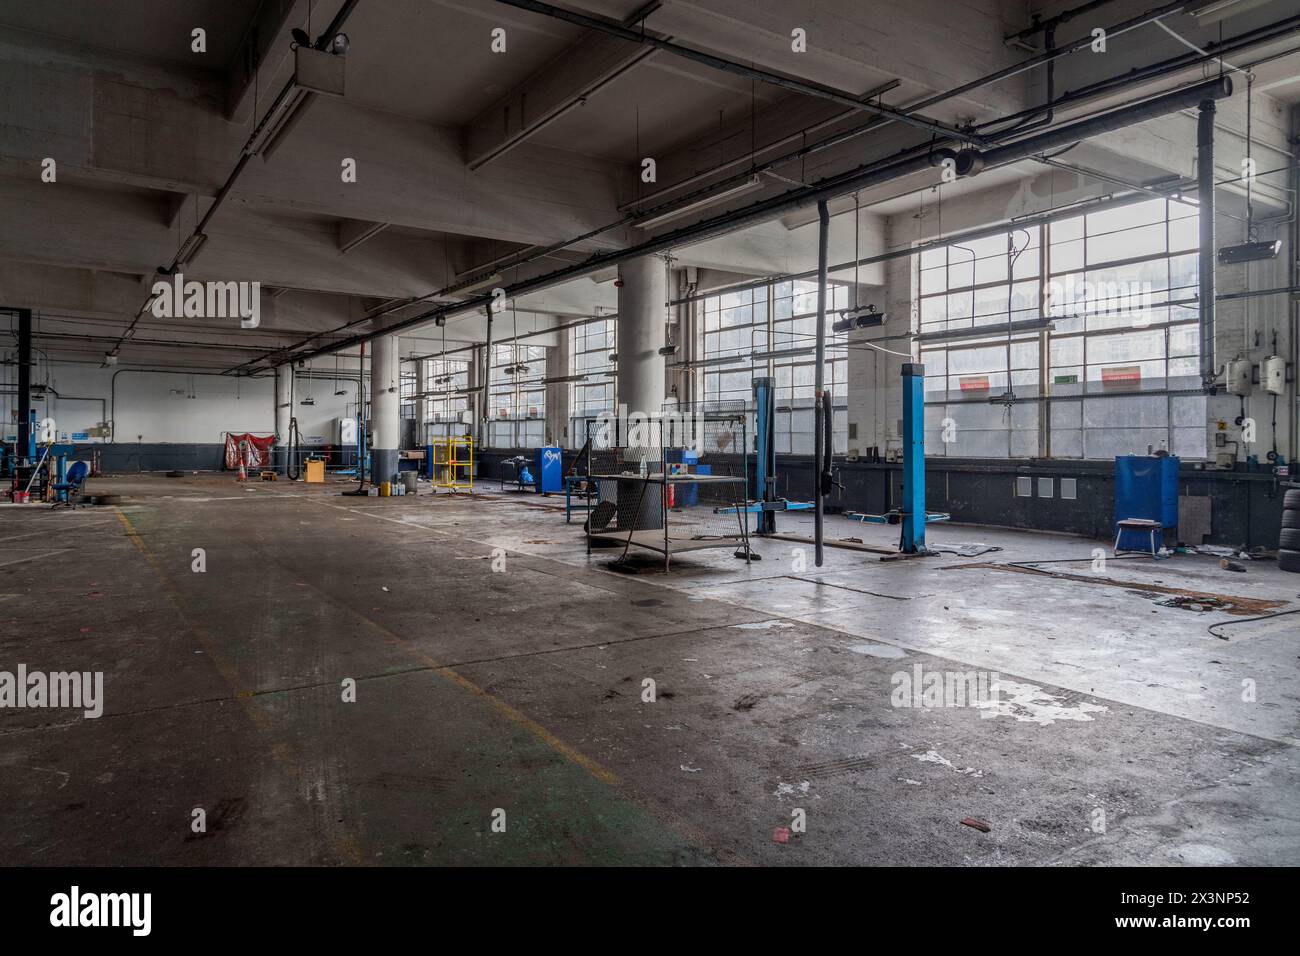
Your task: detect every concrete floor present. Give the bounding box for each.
[3,472,1299,866]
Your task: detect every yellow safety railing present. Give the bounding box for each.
[431,436,474,492]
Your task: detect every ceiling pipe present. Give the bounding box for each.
[1199,97,1218,391]
[104,1,365,359]
[492,0,982,145]
[985,12,1300,132]
[813,201,830,569]
[282,76,1232,367]
[235,0,1295,375]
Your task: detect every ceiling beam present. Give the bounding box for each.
[464,31,655,170]
[337,218,390,254]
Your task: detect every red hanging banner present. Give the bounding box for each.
[223,433,276,470]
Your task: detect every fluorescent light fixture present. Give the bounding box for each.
[449,272,503,296]
[249,86,314,160]
[658,344,678,356]
[633,176,764,231]
[1217,239,1282,265]
[1189,0,1275,24]
[175,232,208,266]
[751,346,814,362]
[914,316,1053,345]
[541,373,590,385]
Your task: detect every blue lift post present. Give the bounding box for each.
[846,362,948,557]
[900,362,927,554]
[711,376,812,532]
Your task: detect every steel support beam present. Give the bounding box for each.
[1198,98,1218,390]
[813,200,829,568]
[16,308,31,459]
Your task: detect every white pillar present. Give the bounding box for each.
[371,334,401,482]
[275,365,293,472]
[617,255,668,451]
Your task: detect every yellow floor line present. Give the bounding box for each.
[114,507,365,864]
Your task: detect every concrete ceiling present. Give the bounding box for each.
[0,0,261,70]
[0,0,1296,371]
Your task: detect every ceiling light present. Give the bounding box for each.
[1189,0,1275,25]
[632,176,764,231]
[175,232,208,266]
[1217,239,1282,265]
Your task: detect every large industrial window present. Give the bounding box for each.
[423,358,470,441]
[569,319,614,449]
[700,280,849,455]
[487,343,546,448]
[399,370,417,422]
[1045,198,1205,459]
[917,199,1205,460]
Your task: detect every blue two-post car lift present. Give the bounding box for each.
[844,362,949,557]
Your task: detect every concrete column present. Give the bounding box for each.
[545,327,571,447]
[370,334,401,483]
[275,365,293,472]
[616,255,668,451]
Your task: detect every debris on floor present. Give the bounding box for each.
[1156,595,1230,612]
[930,542,1004,557]
[961,818,992,833]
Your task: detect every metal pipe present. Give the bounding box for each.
[284,76,1233,366]
[1005,0,1122,43]
[984,75,1231,165]
[493,0,979,145]
[670,187,1161,307]
[17,308,30,457]
[108,1,365,356]
[985,13,1300,133]
[1199,98,1217,389]
[1291,104,1299,463]
[814,200,829,568]
[481,309,493,448]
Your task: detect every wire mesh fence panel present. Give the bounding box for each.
[583,418,753,570]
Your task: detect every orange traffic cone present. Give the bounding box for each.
[236,457,247,482]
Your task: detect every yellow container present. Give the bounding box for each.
[378,481,391,497]
[305,459,325,483]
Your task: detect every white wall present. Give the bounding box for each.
[2,361,274,443]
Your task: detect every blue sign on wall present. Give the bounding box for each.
[71,432,89,441]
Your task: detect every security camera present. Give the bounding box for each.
[330,33,349,55]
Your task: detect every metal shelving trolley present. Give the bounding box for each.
[584,405,752,571]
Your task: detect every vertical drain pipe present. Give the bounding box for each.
[1198,98,1217,389]
[16,308,31,461]
[481,305,494,451]
[814,200,830,567]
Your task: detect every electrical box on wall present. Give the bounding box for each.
[1262,355,1286,396]
[1225,359,1252,396]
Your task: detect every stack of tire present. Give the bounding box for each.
[1282,488,1300,573]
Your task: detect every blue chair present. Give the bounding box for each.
[51,460,89,510]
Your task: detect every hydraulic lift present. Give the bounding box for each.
[845,362,949,557]
[713,376,813,536]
